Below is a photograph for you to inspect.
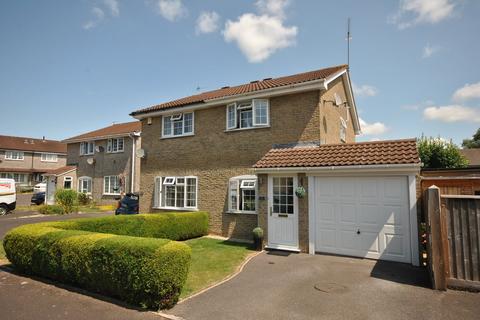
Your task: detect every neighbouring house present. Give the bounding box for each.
[62,121,142,204]
[130,64,421,266]
[460,148,480,166]
[0,135,67,188]
[43,165,77,205]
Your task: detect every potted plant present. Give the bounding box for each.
[252,227,264,251]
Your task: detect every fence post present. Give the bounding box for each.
[427,185,447,290]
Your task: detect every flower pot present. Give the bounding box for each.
[253,236,263,251]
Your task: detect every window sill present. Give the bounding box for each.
[224,125,270,133]
[41,160,58,163]
[106,151,124,154]
[103,193,121,196]
[80,154,95,156]
[4,158,24,161]
[160,133,195,140]
[152,206,199,211]
[226,210,257,215]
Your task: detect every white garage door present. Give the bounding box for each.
[314,176,411,263]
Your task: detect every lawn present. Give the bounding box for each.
[181,237,255,299]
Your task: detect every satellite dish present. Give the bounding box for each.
[137,149,146,158]
[86,158,95,165]
[95,145,104,153]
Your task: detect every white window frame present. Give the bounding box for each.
[162,112,195,138]
[78,176,92,194]
[103,175,121,195]
[5,150,24,160]
[40,153,58,162]
[80,141,95,156]
[228,175,257,214]
[0,172,27,183]
[107,138,124,153]
[63,176,73,189]
[226,99,269,131]
[340,117,347,143]
[154,176,198,210]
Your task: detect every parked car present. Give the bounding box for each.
[31,192,45,205]
[0,178,16,215]
[115,193,139,215]
[34,181,47,193]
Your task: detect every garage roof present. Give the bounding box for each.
[253,139,420,168]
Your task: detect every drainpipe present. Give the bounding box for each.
[129,132,141,193]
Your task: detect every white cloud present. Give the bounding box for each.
[83,7,105,30]
[422,43,439,58]
[196,11,220,34]
[401,99,434,111]
[359,118,388,135]
[452,82,480,102]
[390,0,457,29]
[255,0,290,19]
[103,0,119,17]
[352,83,378,97]
[423,105,480,123]
[223,14,297,63]
[155,0,186,22]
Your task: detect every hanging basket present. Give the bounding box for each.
[295,186,306,198]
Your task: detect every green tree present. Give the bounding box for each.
[462,128,480,148]
[418,136,469,169]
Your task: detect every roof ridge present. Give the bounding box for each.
[0,134,63,143]
[271,138,417,150]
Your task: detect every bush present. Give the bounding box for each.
[3,212,208,309]
[55,189,78,214]
[418,136,469,169]
[38,205,65,215]
[77,192,91,206]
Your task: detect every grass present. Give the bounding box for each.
[181,237,255,299]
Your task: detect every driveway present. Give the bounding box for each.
[166,251,480,320]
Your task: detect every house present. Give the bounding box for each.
[62,121,141,203]
[0,135,67,188]
[130,64,421,266]
[460,149,480,166]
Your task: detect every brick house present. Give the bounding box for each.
[131,65,421,266]
[0,135,67,187]
[62,121,141,204]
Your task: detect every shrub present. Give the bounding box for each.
[55,189,78,214]
[418,136,468,169]
[3,212,208,309]
[38,205,64,215]
[252,227,264,239]
[77,192,91,206]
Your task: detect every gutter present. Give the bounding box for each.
[253,163,421,174]
[62,132,137,144]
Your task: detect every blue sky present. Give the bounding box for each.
[1,0,479,144]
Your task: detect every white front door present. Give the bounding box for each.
[313,176,411,263]
[267,176,299,251]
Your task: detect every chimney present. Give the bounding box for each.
[42,136,46,142]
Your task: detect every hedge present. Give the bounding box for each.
[3,212,209,309]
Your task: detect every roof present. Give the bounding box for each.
[44,165,76,176]
[0,135,66,153]
[131,65,348,116]
[460,149,480,166]
[63,121,141,143]
[253,139,420,169]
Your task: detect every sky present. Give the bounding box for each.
[1,0,479,144]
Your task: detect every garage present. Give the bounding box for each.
[312,176,411,263]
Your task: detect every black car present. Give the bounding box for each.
[115,193,139,215]
[31,192,45,205]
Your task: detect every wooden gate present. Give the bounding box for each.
[426,186,480,290]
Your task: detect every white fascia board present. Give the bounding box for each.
[131,79,327,119]
[254,163,421,175]
[343,71,361,134]
[62,132,140,144]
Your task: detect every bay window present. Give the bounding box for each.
[228,175,257,213]
[226,99,269,130]
[154,176,198,209]
[162,112,194,138]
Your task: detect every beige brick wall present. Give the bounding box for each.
[67,136,140,204]
[319,77,356,144]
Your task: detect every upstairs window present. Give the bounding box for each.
[107,138,124,153]
[226,99,269,130]
[5,151,24,160]
[340,117,347,143]
[228,175,257,214]
[154,176,198,209]
[162,112,194,138]
[80,141,95,155]
[41,153,58,162]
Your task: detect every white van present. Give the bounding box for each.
[0,178,16,215]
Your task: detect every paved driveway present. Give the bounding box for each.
[166,251,480,320]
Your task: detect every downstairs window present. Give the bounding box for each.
[154,176,198,210]
[228,175,257,213]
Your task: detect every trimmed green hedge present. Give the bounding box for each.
[3,212,209,309]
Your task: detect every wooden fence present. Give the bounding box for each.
[426,186,480,290]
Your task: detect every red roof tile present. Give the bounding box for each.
[254,139,420,168]
[0,135,66,153]
[45,165,76,176]
[131,65,348,116]
[63,121,141,142]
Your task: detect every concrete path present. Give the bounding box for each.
[166,251,480,320]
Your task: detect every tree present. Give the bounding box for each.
[462,128,480,148]
[418,136,469,169]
